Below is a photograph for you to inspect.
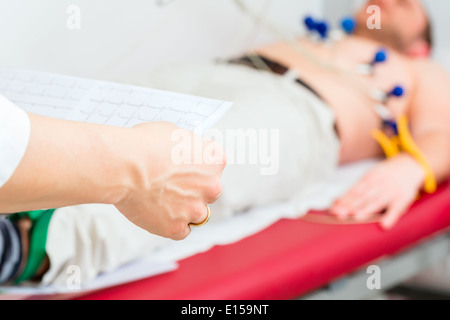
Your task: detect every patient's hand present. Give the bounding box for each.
[330,154,425,230]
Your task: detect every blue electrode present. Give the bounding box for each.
[381,85,405,135]
[315,21,329,40]
[303,16,320,42]
[303,16,330,42]
[341,17,356,35]
[358,48,388,75]
[304,16,317,32]
[371,48,388,66]
[388,86,404,98]
[381,85,405,104]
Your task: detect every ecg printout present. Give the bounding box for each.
[0,67,232,134]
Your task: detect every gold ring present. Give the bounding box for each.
[189,205,210,227]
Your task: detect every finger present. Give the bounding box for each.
[350,186,383,212]
[169,222,191,241]
[331,192,361,218]
[203,177,223,203]
[330,199,356,219]
[353,191,392,221]
[380,198,409,230]
[329,202,350,219]
[189,204,210,226]
[331,180,379,219]
[180,224,192,240]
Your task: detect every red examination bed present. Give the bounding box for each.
[77,183,450,300]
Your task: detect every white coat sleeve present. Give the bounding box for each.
[0,95,30,188]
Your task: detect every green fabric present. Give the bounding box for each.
[9,209,55,284]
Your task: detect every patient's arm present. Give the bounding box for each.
[407,60,450,182]
[330,60,450,229]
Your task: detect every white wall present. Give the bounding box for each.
[1,0,449,83]
[0,0,322,83]
[423,0,450,72]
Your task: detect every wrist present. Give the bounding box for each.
[93,125,137,205]
[396,153,426,190]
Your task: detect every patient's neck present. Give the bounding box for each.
[353,27,403,54]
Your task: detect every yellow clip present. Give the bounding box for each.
[371,115,437,194]
[372,129,399,159]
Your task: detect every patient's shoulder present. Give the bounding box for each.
[410,58,450,82]
[408,57,450,114]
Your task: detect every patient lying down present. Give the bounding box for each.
[4,0,450,286]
